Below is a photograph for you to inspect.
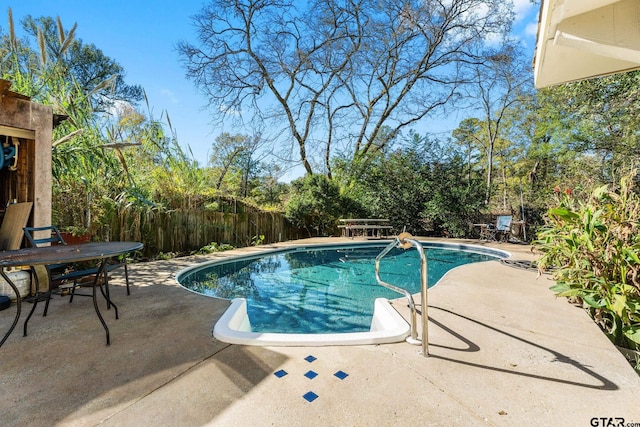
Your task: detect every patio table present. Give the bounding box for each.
[338,219,393,238]
[0,241,143,347]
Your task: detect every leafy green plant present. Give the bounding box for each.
[251,234,265,246]
[194,242,235,255]
[535,169,640,355]
[155,252,179,260]
[285,174,357,236]
[60,225,89,236]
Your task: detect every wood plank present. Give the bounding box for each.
[0,125,35,139]
[0,202,33,250]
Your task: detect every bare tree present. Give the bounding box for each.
[179,0,514,176]
[462,42,533,207]
[210,133,248,190]
[210,132,267,196]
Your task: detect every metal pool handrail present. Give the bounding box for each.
[374,232,429,356]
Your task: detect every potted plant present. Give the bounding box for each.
[59,225,91,245]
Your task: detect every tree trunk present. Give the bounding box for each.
[485,142,493,206]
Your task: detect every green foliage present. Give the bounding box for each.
[251,234,265,246]
[19,15,143,107]
[558,72,640,164]
[334,137,485,237]
[2,12,166,233]
[195,242,235,255]
[501,76,640,206]
[535,168,640,352]
[60,225,89,236]
[148,139,215,210]
[344,147,431,235]
[285,174,362,237]
[422,158,486,237]
[154,252,179,260]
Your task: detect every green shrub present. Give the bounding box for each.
[155,252,179,260]
[251,234,265,246]
[195,242,235,254]
[535,169,640,355]
[285,174,361,236]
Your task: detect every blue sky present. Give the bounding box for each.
[6,1,216,160]
[5,1,540,181]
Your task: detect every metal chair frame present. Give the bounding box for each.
[479,215,512,242]
[21,226,130,336]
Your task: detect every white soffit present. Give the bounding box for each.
[534,0,640,88]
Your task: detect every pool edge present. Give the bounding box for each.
[182,240,512,347]
[213,297,411,346]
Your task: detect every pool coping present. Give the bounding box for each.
[176,240,510,346]
[214,297,411,346]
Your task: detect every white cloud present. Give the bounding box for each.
[513,0,535,21]
[219,102,243,116]
[484,31,504,47]
[105,98,134,117]
[160,89,179,104]
[525,22,539,37]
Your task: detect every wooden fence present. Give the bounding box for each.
[108,208,306,257]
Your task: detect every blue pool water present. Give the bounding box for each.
[179,243,499,334]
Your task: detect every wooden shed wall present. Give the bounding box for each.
[0,80,52,230]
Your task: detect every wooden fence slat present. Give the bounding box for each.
[109,207,304,257]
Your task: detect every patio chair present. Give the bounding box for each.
[21,226,97,332]
[478,224,492,240]
[23,225,130,294]
[482,215,513,242]
[21,226,129,335]
[494,215,513,242]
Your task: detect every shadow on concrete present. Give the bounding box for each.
[428,305,618,391]
[0,258,287,426]
[428,315,481,352]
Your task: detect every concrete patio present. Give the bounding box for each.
[1,238,638,426]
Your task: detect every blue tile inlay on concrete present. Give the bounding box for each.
[334,370,349,380]
[304,355,317,363]
[303,391,319,402]
[304,370,318,379]
[273,369,288,378]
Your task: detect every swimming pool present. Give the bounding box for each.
[177,241,509,346]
